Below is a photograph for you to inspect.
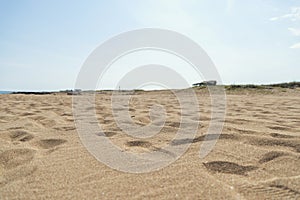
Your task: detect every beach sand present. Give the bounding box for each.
[0,88,299,199]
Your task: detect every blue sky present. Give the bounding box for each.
[0,0,299,91]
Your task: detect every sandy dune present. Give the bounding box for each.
[0,88,299,199]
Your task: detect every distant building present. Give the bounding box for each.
[193,80,217,87]
[67,89,82,95]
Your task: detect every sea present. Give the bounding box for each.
[0,91,12,94]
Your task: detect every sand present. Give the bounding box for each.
[0,88,299,199]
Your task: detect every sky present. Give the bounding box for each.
[0,0,300,91]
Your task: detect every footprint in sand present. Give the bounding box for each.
[95,131,117,137]
[7,126,24,130]
[8,130,34,142]
[203,161,258,175]
[36,139,67,149]
[165,121,181,129]
[267,125,289,131]
[248,138,300,153]
[53,126,76,131]
[126,140,152,148]
[270,133,295,139]
[0,148,35,170]
[204,151,293,177]
[19,112,36,116]
[238,183,300,199]
[258,151,285,164]
[171,133,237,146]
[0,165,37,187]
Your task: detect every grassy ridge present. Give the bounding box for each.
[224,82,300,90]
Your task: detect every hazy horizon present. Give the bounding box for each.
[1,80,299,92]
